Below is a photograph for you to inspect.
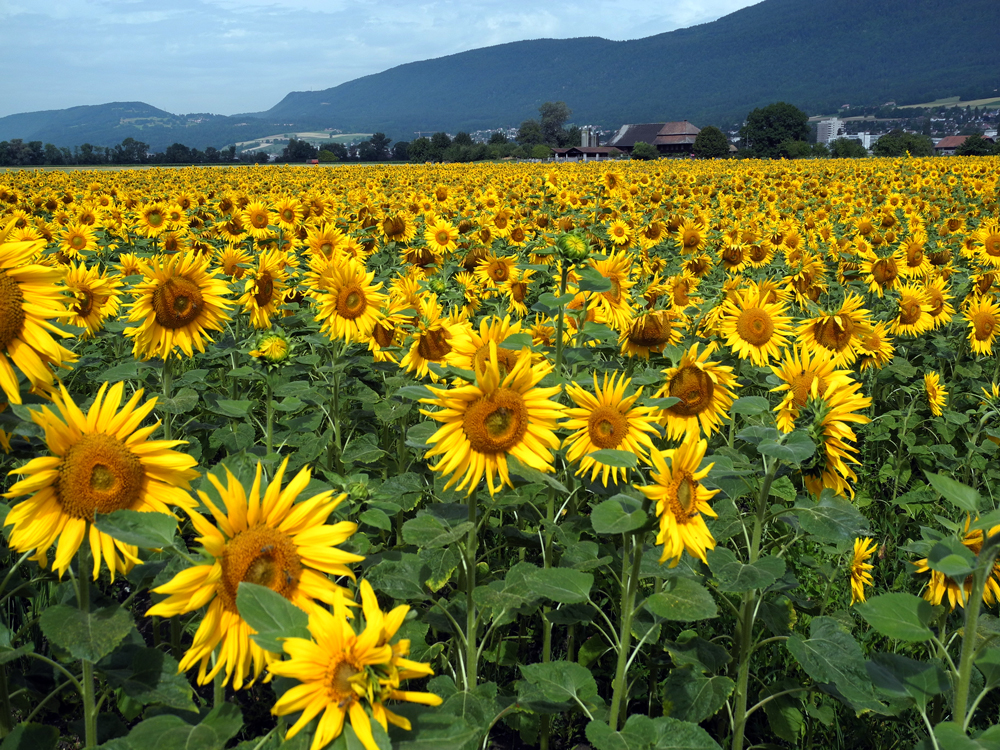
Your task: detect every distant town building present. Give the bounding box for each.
[934,134,995,155]
[551,146,623,161]
[816,118,844,144]
[607,121,700,155]
[580,126,600,147]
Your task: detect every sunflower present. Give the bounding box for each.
[63,262,123,339]
[446,315,526,377]
[561,372,658,486]
[217,245,253,280]
[243,201,273,241]
[850,537,876,605]
[239,248,289,330]
[856,322,895,372]
[888,284,934,337]
[677,219,707,255]
[3,382,197,579]
[58,223,98,259]
[420,345,563,496]
[366,297,411,364]
[719,286,794,366]
[770,346,851,433]
[638,219,668,250]
[606,219,631,247]
[146,458,362,689]
[899,230,932,277]
[137,203,168,237]
[305,224,348,260]
[913,519,1000,610]
[117,252,144,278]
[922,276,955,329]
[401,296,469,381]
[475,252,518,289]
[654,343,739,441]
[269,580,442,750]
[637,435,719,566]
[381,213,417,244]
[965,295,1000,356]
[274,197,304,230]
[125,250,233,360]
[796,293,874,367]
[424,217,459,255]
[311,256,387,344]
[924,371,947,417]
[588,250,636,331]
[619,309,684,359]
[0,229,77,404]
[797,378,871,499]
[499,268,535,317]
[860,250,903,298]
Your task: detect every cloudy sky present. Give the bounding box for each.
[1,0,761,119]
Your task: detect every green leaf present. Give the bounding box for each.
[591,495,647,535]
[419,547,460,592]
[927,538,977,580]
[758,431,815,465]
[932,721,982,750]
[124,703,243,750]
[235,582,310,653]
[367,553,431,601]
[94,510,178,549]
[924,471,980,513]
[341,433,386,465]
[215,399,254,419]
[661,667,734,723]
[39,604,133,663]
[405,422,438,450]
[577,266,614,293]
[786,616,886,714]
[402,515,473,549]
[855,593,935,642]
[645,578,718,622]
[975,646,1000,689]
[359,508,393,531]
[507,455,569,493]
[98,645,197,712]
[157,388,199,414]
[706,548,785,593]
[663,632,731,673]
[585,721,631,750]
[396,385,435,401]
[502,333,534,349]
[589,449,639,469]
[520,660,597,706]
[0,724,59,750]
[867,652,949,711]
[760,679,806,743]
[792,491,870,542]
[529,568,594,604]
[730,396,771,415]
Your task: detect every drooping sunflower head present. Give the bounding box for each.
[655,342,740,441]
[965,295,1000,356]
[924,371,947,417]
[619,309,684,359]
[850,537,877,605]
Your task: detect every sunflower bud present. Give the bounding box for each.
[555,231,590,262]
[249,328,292,365]
[427,276,449,295]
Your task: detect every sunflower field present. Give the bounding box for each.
[0,157,999,750]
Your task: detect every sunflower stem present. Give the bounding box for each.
[540,487,556,750]
[608,530,644,731]
[0,664,11,738]
[265,377,275,457]
[464,490,479,691]
[161,356,173,442]
[553,261,570,385]
[77,548,98,750]
[956,535,1000,729]
[212,653,225,707]
[328,341,344,473]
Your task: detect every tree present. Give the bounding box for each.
[164,143,193,163]
[409,137,433,162]
[517,120,544,146]
[530,144,552,160]
[830,137,868,158]
[113,137,149,164]
[391,141,410,161]
[317,149,339,163]
[955,134,994,156]
[369,132,391,160]
[779,140,812,159]
[872,130,933,157]
[430,132,452,151]
[631,142,659,160]
[564,125,582,148]
[692,125,729,158]
[738,102,809,159]
[453,131,473,146]
[488,131,508,145]
[539,101,571,145]
[280,138,318,162]
[356,141,378,161]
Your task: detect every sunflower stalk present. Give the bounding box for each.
[464,490,479,691]
[731,455,778,750]
[0,665,11,738]
[540,486,556,750]
[956,533,1000,729]
[161,356,173,442]
[77,547,98,750]
[265,376,275,456]
[553,260,570,384]
[608,527,645,731]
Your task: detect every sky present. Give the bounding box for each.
[1,0,761,119]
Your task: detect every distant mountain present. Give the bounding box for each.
[1,0,997,150]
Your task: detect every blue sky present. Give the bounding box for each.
[1,0,760,118]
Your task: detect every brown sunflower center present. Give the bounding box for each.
[463,389,528,454]
[984,234,1000,257]
[55,433,145,521]
[736,307,774,346]
[667,473,700,519]
[972,311,997,341]
[146,210,164,228]
[588,406,628,449]
[926,291,945,317]
[683,230,701,248]
[511,282,527,303]
[898,298,922,325]
[417,328,452,361]
[813,315,855,352]
[673,280,691,306]
[336,284,367,319]
[789,372,826,407]
[871,258,898,287]
[151,276,205,329]
[0,270,27,350]
[472,345,518,377]
[629,314,671,348]
[254,272,275,308]
[281,208,295,223]
[70,233,87,250]
[219,525,302,613]
[250,211,269,230]
[74,289,95,317]
[905,242,924,267]
[488,261,510,282]
[436,229,451,246]
[667,365,715,417]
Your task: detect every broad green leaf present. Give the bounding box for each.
[792,491,870,542]
[367,553,431,601]
[0,724,59,750]
[867,652,949,711]
[502,333,534,349]
[235,582,310,653]
[924,471,980,513]
[621,715,723,750]
[405,422,438,450]
[645,578,718,622]
[402,515,473,549]
[97,644,197,712]
[520,660,597,706]
[932,721,983,750]
[392,710,480,750]
[663,632,731,673]
[589,449,639,469]
[786,616,886,714]
[359,508,393,531]
[855,593,934,642]
[507,455,569,493]
[419,547,459,592]
[585,721,631,750]
[661,667,734,723]
[577,266,614,293]
[215,399,254,419]
[341,433,386,464]
[706,548,785,593]
[394,385,435,401]
[157,387,199,414]
[591,495,647,535]
[760,679,806,743]
[124,703,242,750]
[927,539,977,580]
[975,646,1000,689]
[94,510,178,549]
[529,568,593,604]
[758,431,815,465]
[39,604,133,663]
[730,396,771,415]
